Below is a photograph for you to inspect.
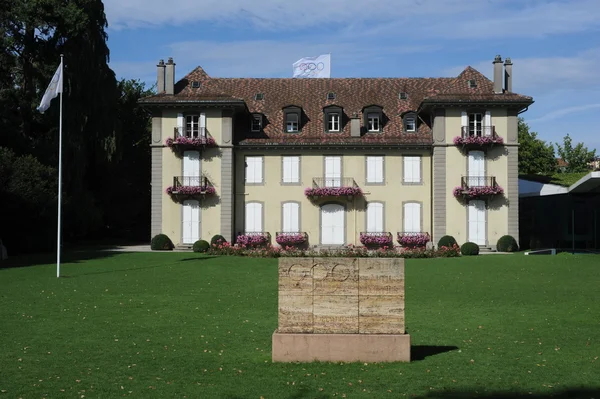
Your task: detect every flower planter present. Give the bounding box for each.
[359,232,393,248]
[453,185,504,200]
[166,136,217,154]
[236,233,270,247]
[453,135,503,150]
[166,185,216,196]
[304,186,363,199]
[276,232,308,247]
[397,232,430,248]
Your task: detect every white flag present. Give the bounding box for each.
[293,54,331,78]
[37,61,63,113]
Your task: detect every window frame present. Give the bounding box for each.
[402,201,422,233]
[403,112,417,132]
[250,114,263,132]
[283,105,302,133]
[323,105,343,133]
[281,155,301,185]
[245,155,264,185]
[365,155,385,185]
[366,201,385,233]
[281,201,301,233]
[245,201,264,233]
[468,112,483,136]
[363,105,383,133]
[185,114,200,138]
[402,155,422,185]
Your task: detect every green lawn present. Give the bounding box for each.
[1,252,599,398]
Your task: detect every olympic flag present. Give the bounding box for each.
[292,54,331,78]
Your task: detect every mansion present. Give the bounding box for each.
[140,55,533,250]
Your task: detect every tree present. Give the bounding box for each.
[555,134,596,173]
[518,118,556,175]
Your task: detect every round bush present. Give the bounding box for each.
[151,234,174,251]
[497,235,519,252]
[193,240,210,253]
[210,234,227,247]
[461,242,480,256]
[438,235,457,248]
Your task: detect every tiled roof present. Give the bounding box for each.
[140,65,533,146]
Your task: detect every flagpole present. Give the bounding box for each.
[57,54,64,278]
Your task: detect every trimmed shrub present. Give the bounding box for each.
[438,235,457,248]
[461,242,480,256]
[497,235,519,252]
[151,234,174,251]
[211,234,227,247]
[193,240,210,253]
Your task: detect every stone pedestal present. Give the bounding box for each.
[272,258,411,363]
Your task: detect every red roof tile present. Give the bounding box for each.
[140,65,533,146]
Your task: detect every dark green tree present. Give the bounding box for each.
[555,134,596,173]
[518,118,556,175]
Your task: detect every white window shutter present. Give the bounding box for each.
[367,203,383,232]
[283,203,299,232]
[245,202,262,233]
[200,113,206,137]
[255,157,263,182]
[376,157,383,182]
[246,157,262,183]
[404,203,421,232]
[484,111,492,135]
[413,157,421,183]
[291,157,299,182]
[367,157,376,182]
[461,111,468,127]
[177,113,184,136]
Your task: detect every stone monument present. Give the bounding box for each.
[272,257,410,362]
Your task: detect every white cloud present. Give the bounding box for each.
[103,0,600,41]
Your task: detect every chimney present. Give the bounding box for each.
[165,57,175,95]
[156,59,165,93]
[504,57,513,92]
[350,113,361,137]
[493,55,503,94]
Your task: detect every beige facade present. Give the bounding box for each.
[141,54,533,249]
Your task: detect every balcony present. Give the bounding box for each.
[397,232,430,248]
[304,178,363,200]
[453,176,504,200]
[166,176,216,200]
[166,127,217,153]
[275,232,308,247]
[453,126,503,149]
[359,232,393,247]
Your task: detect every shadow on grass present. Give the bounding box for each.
[411,345,459,361]
[178,256,219,262]
[0,248,124,270]
[225,388,329,399]
[414,388,600,399]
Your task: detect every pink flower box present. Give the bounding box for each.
[165,185,216,195]
[359,233,393,247]
[397,232,430,247]
[166,136,216,148]
[276,233,307,246]
[453,135,504,146]
[453,185,504,199]
[304,186,363,198]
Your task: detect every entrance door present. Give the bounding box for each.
[324,156,341,187]
[321,204,344,245]
[183,150,200,186]
[468,200,486,245]
[468,150,485,187]
[182,200,200,244]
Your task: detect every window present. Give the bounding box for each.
[403,156,421,184]
[282,156,300,184]
[328,113,340,132]
[286,113,299,132]
[254,93,264,100]
[282,202,300,233]
[363,105,383,133]
[245,202,263,233]
[245,156,263,184]
[327,92,336,100]
[403,113,416,132]
[324,156,342,187]
[251,114,262,132]
[323,105,343,133]
[367,113,380,132]
[366,202,384,233]
[403,202,421,233]
[399,92,408,100]
[186,115,199,137]
[468,79,477,88]
[468,113,483,136]
[366,156,384,184]
[283,106,302,133]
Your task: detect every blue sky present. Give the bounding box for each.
[104,0,600,153]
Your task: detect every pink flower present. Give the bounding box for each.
[397,232,430,247]
[453,135,504,146]
[276,233,307,246]
[165,136,217,148]
[360,233,393,246]
[305,186,363,198]
[453,185,504,199]
[165,185,216,195]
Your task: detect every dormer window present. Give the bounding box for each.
[363,105,383,133]
[251,114,262,132]
[327,92,336,100]
[468,79,477,88]
[323,105,343,133]
[254,93,264,100]
[283,106,302,133]
[403,112,417,132]
[399,92,408,100]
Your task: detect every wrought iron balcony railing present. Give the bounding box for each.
[460,125,496,138]
[460,176,498,189]
[312,177,358,188]
[170,127,216,147]
[167,175,216,196]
